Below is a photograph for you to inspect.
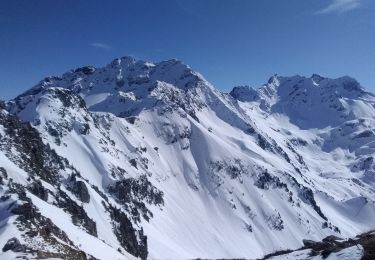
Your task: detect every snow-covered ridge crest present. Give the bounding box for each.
[20,56,208,97]
[10,56,214,120]
[230,73,375,127]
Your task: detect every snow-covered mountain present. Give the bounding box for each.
[1,56,375,259]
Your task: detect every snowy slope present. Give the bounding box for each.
[0,108,139,260]
[1,57,375,259]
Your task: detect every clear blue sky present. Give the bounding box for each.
[1,0,374,99]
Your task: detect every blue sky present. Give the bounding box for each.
[0,0,374,99]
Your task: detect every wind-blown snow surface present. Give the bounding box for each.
[2,56,375,259]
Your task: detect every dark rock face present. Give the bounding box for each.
[0,107,142,259]
[11,202,37,220]
[74,66,96,75]
[28,180,49,201]
[298,186,327,221]
[108,175,164,222]
[210,159,248,180]
[125,116,137,124]
[257,134,291,164]
[0,167,7,178]
[302,239,318,248]
[0,166,7,184]
[257,134,272,150]
[229,85,259,102]
[306,233,368,258]
[267,213,284,231]
[322,235,342,243]
[57,190,97,237]
[67,175,90,203]
[287,175,328,222]
[2,237,25,253]
[109,176,164,206]
[116,78,125,87]
[255,170,287,190]
[263,231,375,259]
[104,203,148,260]
[361,157,373,170]
[129,159,137,169]
[0,111,67,185]
[354,130,374,139]
[79,123,90,135]
[360,231,375,260]
[49,88,86,109]
[7,194,92,260]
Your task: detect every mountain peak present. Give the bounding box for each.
[110,55,137,67]
[10,56,213,120]
[229,85,259,102]
[335,75,363,91]
[267,74,281,85]
[310,73,326,84]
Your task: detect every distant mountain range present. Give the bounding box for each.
[1,56,375,259]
